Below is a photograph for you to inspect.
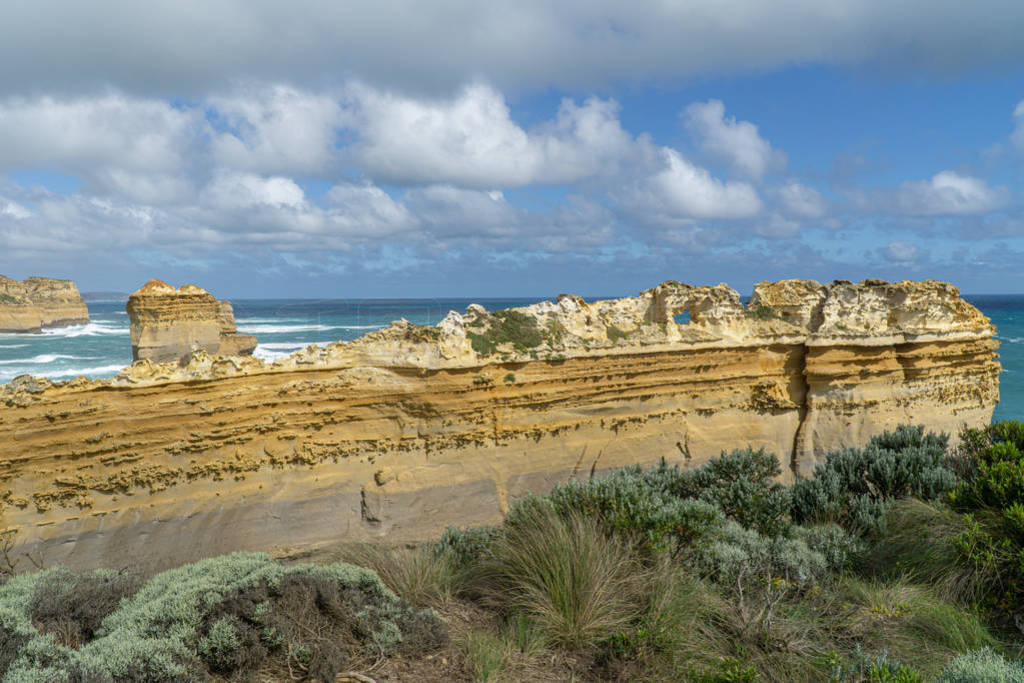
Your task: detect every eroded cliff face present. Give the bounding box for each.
[126,280,257,362]
[0,279,999,573]
[0,276,89,333]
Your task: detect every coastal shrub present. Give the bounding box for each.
[938,648,1024,682]
[467,309,542,355]
[661,447,791,536]
[688,519,835,587]
[466,505,645,649]
[0,553,447,681]
[520,448,791,553]
[512,472,726,555]
[435,524,501,567]
[28,567,141,647]
[791,425,955,532]
[946,420,1024,618]
[830,645,924,682]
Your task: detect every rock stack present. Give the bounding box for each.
[0,275,89,332]
[126,279,257,362]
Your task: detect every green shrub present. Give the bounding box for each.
[28,567,141,647]
[938,647,1024,682]
[947,420,1024,617]
[689,520,834,587]
[524,448,791,552]
[0,553,447,682]
[467,309,542,355]
[514,471,725,555]
[791,426,955,532]
[435,525,501,567]
[831,645,924,682]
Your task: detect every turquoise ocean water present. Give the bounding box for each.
[1,295,1021,422]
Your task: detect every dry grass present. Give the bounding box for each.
[326,543,455,609]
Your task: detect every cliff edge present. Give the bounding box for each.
[0,278,1000,572]
[126,279,257,362]
[0,275,89,333]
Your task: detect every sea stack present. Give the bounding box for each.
[0,275,89,332]
[126,279,257,362]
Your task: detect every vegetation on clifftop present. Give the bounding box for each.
[4,423,1024,681]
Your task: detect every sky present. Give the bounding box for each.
[1,1,1024,299]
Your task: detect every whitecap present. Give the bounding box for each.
[0,354,97,365]
[256,342,310,350]
[236,323,337,334]
[40,322,126,337]
[253,346,297,361]
[0,344,28,349]
[37,363,126,379]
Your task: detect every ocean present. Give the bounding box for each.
[1,295,1022,422]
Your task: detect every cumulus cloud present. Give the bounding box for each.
[0,93,203,202]
[349,83,635,187]
[203,172,307,210]
[775,182,828,219]
[883,241,922,262]
[1012,100,1024,152]
[623,148,763,223]
[0,1,1023,97]
[875,171,1009,216]
[210,85,345,175]
[683,100,785,178]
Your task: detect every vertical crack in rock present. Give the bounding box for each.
[789,343,811,480]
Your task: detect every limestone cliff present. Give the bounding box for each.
[126,280,257,362]
[0,279,999,573]
[0,276,89,333]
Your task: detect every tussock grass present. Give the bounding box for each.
[465,504,646,649]
[865,499,983,605]
[329,543,455,609]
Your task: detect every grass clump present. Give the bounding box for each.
[466,504,645,649]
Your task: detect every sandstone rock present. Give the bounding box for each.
[126,279,257,362]
[0,275,89,332]
[0,278,1000,574]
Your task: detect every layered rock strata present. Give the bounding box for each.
[0,276,89,332]
[126,280,257,362]
[0,279,999,572]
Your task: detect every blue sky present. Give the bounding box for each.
[1,1,1023,298]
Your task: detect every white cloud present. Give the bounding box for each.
[884,241,922,262]
[683,100,785,178]
[883,171,1009,215]
[210,85,345,175]
[0,199,30,219]
[325,183,415,237]
[0,93,201,173]
[349,83,635,187]
[1012,100,1024,152]
[203,172,307,210]
[624,147,763,222]
[775,182,828,219]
